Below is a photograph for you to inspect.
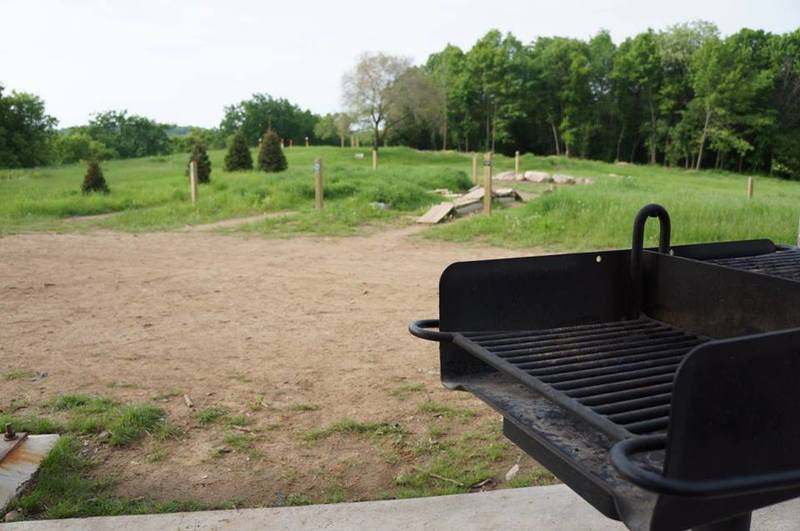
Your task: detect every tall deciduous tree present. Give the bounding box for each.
[342,52,411,151]
[0,85,57,168]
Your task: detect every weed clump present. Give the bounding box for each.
[258,130,287,173]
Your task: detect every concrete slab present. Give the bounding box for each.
[6,484,800,530]
[0,434,59,512]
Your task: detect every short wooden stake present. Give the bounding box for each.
[515,150,520,177]
[305,136,309,147]
[314,158,323,209]
[189,160,198,205]
[483,151,492,215]
[372,149,378,170]
[472,154,478,185]
[747,176,754,199]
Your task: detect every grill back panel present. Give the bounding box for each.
[642,251,800,338]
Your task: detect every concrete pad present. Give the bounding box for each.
[0,435,59,512]
[6,484,800,530]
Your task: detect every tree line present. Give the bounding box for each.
[355,22,799,176]
[1,20,798,177]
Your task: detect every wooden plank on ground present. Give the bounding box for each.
[417,202,455,224]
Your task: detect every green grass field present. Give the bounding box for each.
[2,146,799,249]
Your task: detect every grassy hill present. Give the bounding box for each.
[1,146,798,250]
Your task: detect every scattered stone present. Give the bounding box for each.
[183,394,194,408]
[493,170,517,181]
[552,174,576,185]
[523,171,553,183]
[505,463,520,481]
[97,430,111,442]
[4,510,22,522]
[354,153,365,159]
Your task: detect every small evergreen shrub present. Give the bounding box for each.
[188,142,212,183]
[224,130,253,171]
[258,130,287,173]
[81,160,109,194]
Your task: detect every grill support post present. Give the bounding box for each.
[693,512,752,531]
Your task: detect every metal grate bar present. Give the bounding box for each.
[710,250,800,281]
[457,317,707,439]
[495,330,685,358]
[521,341,701,374]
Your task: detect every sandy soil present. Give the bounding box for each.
[0,225,544,506]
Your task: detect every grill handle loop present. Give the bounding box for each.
[630,204,671,318]
[611,435,800,498]
[409,319,454,343]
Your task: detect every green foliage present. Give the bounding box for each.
[257,130,287,172]
[0,85,57,168]
[54,131,115,164]
[220,93,316,146]
[195,405,230,425]
[86,111,171,159]
[188,142,211,184]
[81,160,110,194]
[223,130,253,171]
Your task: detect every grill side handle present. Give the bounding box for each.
[611,435,800,498]
[630,204,671,318]
[409,319,454,343]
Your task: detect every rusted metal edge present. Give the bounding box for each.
[0,433,28,464]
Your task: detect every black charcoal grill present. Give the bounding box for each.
[410,204,800,531]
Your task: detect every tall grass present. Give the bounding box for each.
[0,147,471,234]
[426,155,800,250]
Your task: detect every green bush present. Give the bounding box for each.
[257,130,287,173]
[223,130,253,171]
[188,142,211,184]
[81,161,109,194]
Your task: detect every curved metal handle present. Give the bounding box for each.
[408,319,454,343]
[630,204,671,318]
[611,435,800,498]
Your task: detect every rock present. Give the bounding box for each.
[523,171,553,183]
[493,171,517,181]
[577,177,594,185]
[354,153,365,159]
[4,510,22,522]
[97,430,111,442]
[505,463,520,481]
[553,174,576,185]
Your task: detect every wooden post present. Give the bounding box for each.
[471,154,478,185]
[305,136,309,147]
[314,158,323,209]
[483,151,492,215]
[747,176,754,199]
[189,160,198,205]
[372,149,378,170]
[350,135,355,148]
[515,150,520,177]
[289,139,293,148]
[280,138,284,149]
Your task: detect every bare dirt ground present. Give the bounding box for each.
[0,225,548,507]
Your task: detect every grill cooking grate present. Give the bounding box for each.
[457,317,708,437]
[710,248,800,281]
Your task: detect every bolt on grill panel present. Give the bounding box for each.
[457,317,708,439]
[710,249,800,281]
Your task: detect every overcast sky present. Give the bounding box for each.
[2,0,798,128]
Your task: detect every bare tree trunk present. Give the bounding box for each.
[648,100,657,164]
[340,135,345,148]
[695,109,711,170]
[615,122,626,161]
[491,114,497,153]
[739,154,744,173]
[442,101,448,151]
[629,134,639,163]
[550,122,561,156]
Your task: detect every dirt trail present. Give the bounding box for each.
[0,226,539,505]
